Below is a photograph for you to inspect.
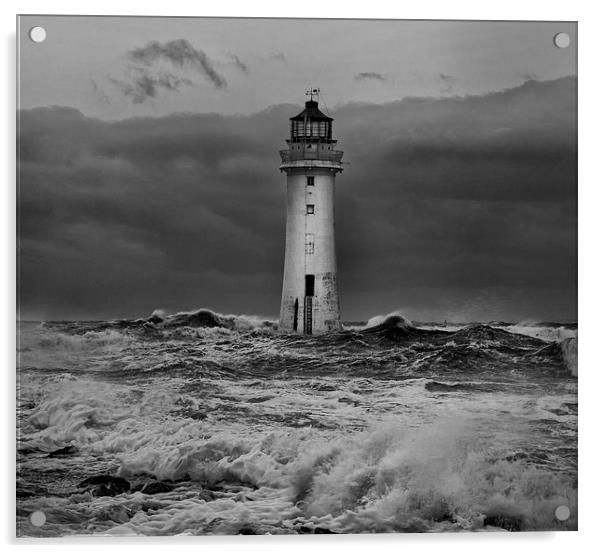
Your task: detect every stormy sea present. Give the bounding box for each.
[16,310,578,536]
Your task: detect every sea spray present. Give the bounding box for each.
[288,419,576,532]
[17,315,577,535]
[561,337,578,377]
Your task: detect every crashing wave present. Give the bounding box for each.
[364,312,414,330]
[560,337,577,376]
[526,337,578,377]
[148,308,277,333]
[287,420,576,533]
[360,312,427,342]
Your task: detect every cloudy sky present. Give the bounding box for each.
[17,16,577,322]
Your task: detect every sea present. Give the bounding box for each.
[16,310,578,536]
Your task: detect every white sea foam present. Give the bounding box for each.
[90,419,576,535]
[287,419,576,533]
[17,318,577,536]
[504,323,577,343]
[23,328,133,352]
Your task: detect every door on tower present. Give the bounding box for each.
[293,298,299,332]
[304,275,315,334]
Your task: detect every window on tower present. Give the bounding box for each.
[307,176,314,186]
[306,204,315,215]
[305,233,315,254]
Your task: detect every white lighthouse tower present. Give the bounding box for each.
[278,89,344,334]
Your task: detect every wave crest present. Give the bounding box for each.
[364,312,414,331]
[289,420,577,532]
[145,308,278,333]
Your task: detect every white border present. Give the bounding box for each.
[3,1,599,551]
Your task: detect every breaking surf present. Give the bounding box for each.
[17,309,577,535]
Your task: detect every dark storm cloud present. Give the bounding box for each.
[228,53,249,74]
[110,69,194,104]
[17,77,576,321]
[127,39,227,89]
[355,72,386,82]
[107,39,227,104]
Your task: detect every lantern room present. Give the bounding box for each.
[289,100,334,142]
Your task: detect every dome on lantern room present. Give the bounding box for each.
[289,100,333,142]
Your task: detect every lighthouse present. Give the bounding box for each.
[278,89,344,334]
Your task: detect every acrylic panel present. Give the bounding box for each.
[16,15,577,537]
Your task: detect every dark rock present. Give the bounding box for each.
[48,445,78,457]
[141,481,175,495]
[198,489,216,502]
[238,527,257,535]
[484,513,524,532]
[78,475,130,497]
[188,411,207,420]
[298,526,338,534]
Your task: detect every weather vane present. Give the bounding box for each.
[306,87,320,101]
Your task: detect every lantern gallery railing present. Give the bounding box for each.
[279,149,344,163]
